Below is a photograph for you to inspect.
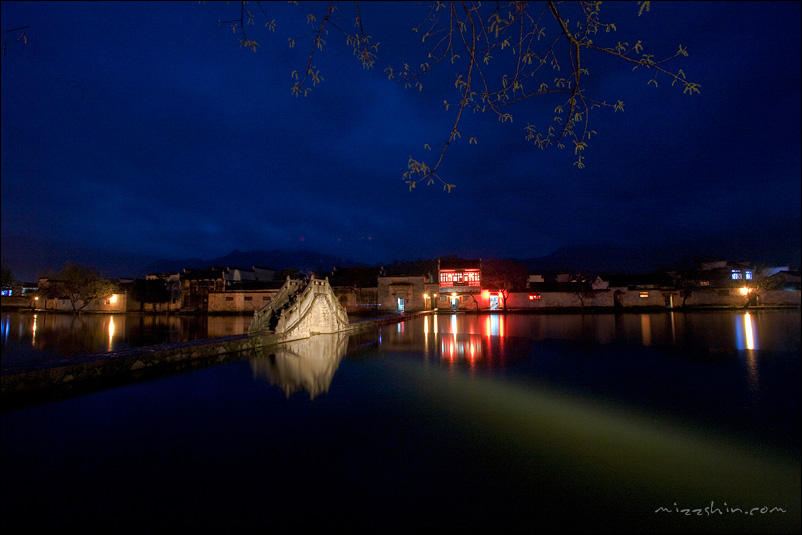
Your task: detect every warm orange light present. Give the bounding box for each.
[744,313,755,350]
[739,287,750,295]
[482,290,490,299]
[109,294,118,303]
[108,316,115,351]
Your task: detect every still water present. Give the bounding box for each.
[2,310,800,533]
[1,312,251,370]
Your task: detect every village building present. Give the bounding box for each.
[5,256,799,315]
[438,258,482,310]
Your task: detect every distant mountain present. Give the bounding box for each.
[4,224,798,284]
[139,249,368,277]
[1,236,368,283]
[521,244,664,274]
[522,230,801,275]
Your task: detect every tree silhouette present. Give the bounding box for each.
[214,1,699,190]
[482,257,529,311]
[39,263,118,314]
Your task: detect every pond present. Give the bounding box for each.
[1,311,251,370]
[1,310,800,532]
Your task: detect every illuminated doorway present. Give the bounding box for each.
[490,295,500,310]
[397,298,405,311]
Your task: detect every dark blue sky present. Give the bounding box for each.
[2,1,800,279]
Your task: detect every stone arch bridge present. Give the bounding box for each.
[249,276,352,340]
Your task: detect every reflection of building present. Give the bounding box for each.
[249,332,349,398]
[438,258,482,310]
[379,313,522,369]
[440,334,484,364]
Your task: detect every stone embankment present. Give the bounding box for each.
[1,334,268,407]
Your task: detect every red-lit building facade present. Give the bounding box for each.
[438,258,482,310]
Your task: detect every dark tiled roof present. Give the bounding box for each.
[181,269,225,280]
[227,280,284,291]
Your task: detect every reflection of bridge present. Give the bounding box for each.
[249,277,352,340]
[250,332,349,398]
[4,280,361,401]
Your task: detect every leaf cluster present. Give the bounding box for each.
[213,1,699,190]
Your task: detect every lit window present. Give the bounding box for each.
[639,291,649,298]
[731,270,743,280]
[464,270,481,286]
[745,271,753,280]
[528,294,541,300]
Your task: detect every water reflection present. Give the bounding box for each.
[735,312,758,350]
[378,310,801,458]
[736,312,760,392]
[640,313,652,346]
[1,312,251,370]
[378,310,801,394]
[250,332,349,398]
[1,311,799,532]
[108,316,115,352]
[415,310,797,351]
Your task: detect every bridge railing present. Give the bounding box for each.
[249,277,303,334]
[275,279,317,335]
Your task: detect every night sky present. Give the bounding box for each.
[2,1,800,280]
